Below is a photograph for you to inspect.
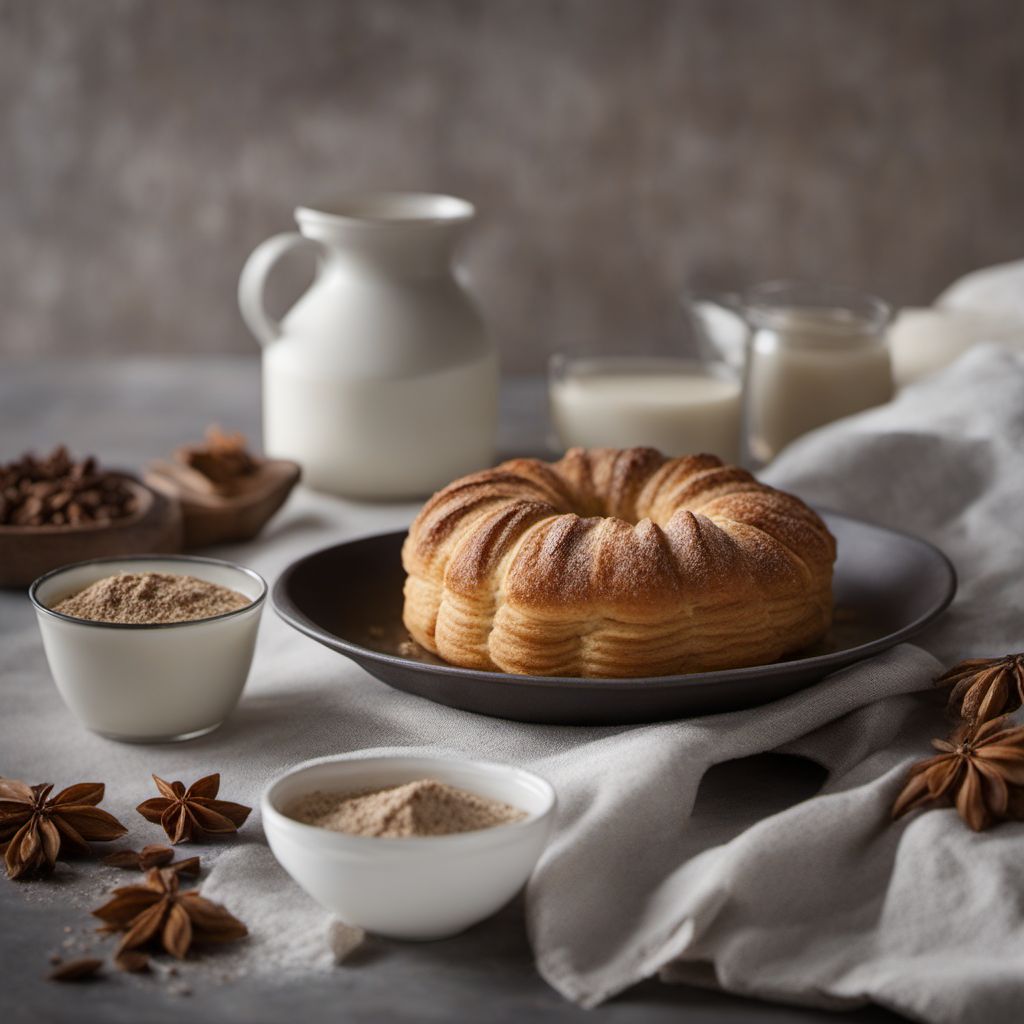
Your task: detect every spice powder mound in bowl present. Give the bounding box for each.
[30,555,267,743]
[262,755,557,941]
[52,571,250,625]
[288,779,528,838]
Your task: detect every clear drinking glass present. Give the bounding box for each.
[548,353,743,463]
[741,282,892,465]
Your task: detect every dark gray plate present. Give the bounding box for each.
[272,511,956,725]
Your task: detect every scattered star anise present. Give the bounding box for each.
[138,843,175,869]
[102,844,201,876]
[113,949,150,973]
[136,774,251,845]
[92,867,247,959]
[48,957,104,982]
[892,716,1024,831]
[937,653,1024,727]
[0,779,128,880]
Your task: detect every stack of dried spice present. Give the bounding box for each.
[176,426,258,490]
[0,446,137,527]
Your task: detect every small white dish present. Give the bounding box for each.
[262,755,556,940]
[30,555,266,742]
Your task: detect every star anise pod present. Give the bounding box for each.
[892,716,1024,831]
[92,867,247,959]
[48,957,104,982]
[103,843,173,870]
[114,950,150,973]
[0,779,128,880]
[136,773,251,844]
[103,845,201,877]
[937,654,1024,726]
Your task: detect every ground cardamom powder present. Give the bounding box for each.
[288,779,527,838]
[52,571,250,625]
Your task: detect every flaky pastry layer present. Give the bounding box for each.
[402,448,835,678]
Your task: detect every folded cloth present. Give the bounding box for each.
[3,346,1022,1022]
[889,260,1024,388]
[654,343,1024,1023]
[937,258,1024,325]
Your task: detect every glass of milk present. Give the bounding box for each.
[548,355,743,463]
[742,282,893,465]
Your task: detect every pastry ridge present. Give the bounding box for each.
[402,447,836,677]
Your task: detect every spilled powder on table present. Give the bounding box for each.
[196,845,355,979]
[15,785,526,988]
[192,784,527,982]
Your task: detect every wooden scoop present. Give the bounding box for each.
[145,457,300,549]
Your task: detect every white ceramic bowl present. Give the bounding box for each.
[30,555,266,742]
[262,755,556,940]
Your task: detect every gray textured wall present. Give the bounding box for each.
[1,0,1022,372]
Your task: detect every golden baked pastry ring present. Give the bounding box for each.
[403,450,837,678]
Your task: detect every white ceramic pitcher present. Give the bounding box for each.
[239,193,498,498]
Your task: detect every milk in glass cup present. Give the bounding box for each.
[689,281,893,467]
[743,282,892,465]
[548,355,742,463]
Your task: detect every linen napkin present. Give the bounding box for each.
[889,259,1024,387]
[3,345,1023,1022]
[651,344,1024,1022]
[937,257,1024,325]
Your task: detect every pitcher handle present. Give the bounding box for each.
[238,232,319,346]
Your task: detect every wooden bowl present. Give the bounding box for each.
[0,476,184,589]
[144,458,301,549]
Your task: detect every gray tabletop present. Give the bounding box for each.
[0,358,903,1024]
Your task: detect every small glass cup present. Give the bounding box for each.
[548,353,743,463]
[742,282,892,465]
